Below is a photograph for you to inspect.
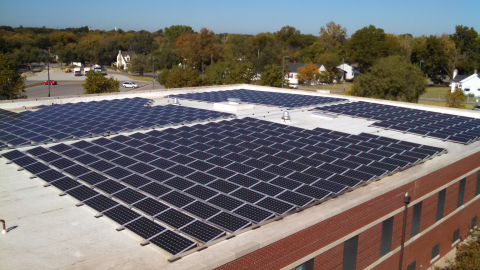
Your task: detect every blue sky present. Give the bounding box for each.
[1,0,478,37]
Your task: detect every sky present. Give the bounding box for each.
[1,0,479,37]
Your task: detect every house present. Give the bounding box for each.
[450,69,480,97]
[115,50,136,70]
[337,63,360,81]
[286,63,327,85]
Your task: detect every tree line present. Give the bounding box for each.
[0,23,478,101]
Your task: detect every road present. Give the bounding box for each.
[24,72,164,99]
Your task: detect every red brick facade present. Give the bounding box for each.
[215,152,480,270]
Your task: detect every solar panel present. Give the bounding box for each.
[133,197,169,216]
[113,188,147,204]
[182,201,221,219]
[207,212,250,232]
[84,194,119,212]
[154,208,194,229]
[255,197,295,215]
[66,185,99,201]
[125,217,166,239]
[149,230,197,255]
[103,205,141,225]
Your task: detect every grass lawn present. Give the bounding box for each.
[25,82,44,88]
[121,74,153,82]
[302,82,354,92]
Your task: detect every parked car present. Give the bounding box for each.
[473,105,480,111]
[43,80,57,85]
[291,84,299,89]
[122,82,138,88]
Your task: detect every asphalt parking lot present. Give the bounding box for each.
[24,72,163,98]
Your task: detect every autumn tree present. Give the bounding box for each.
[203,61,256,85]
[296,63,320,85]
[319,21,347,52]
[176,28,221,70]
[351,56,426,102]
[445,88,467,108]
[0,53,26,100]
[164,25,194,43]
[82,70,119,94]
[411,35,456,78]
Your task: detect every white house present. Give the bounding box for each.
[450,69,480,97]
[337,63,359,81]
[286,63,327,85]
[115,50,136,70]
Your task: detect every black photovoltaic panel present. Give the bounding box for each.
[208,194,244,211]
[185,185,219,200]
[0,100,234,149]
[171,89,347,109]
[276,191,314,207]
[66,185,99,201]
[182,201,221,220]
[78,171,108,185]
[113,188,147,204]
[133,197,170,216]
[314,101,480,144]
[37,169,65,183]
[125,217,166,239]
[95,180,127,194]
[233,204,275,223]
[140,182,173,197]
[207,212,251,232]
[23,162,51,175]
[160,191,195,208]
[50,177,81,191]
[155,208,194,229]
[149,230,197,255]
[180,220,226,243]
[255,197,295,215]
[103,205,141,225]
[84,194,119,212]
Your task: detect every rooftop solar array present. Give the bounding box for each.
[314,101,480,144]
[1,117,445,258]
[0,98,234,149]
[171,89,347,109]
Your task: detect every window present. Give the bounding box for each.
[407,261,416,270]
[411,201,423,237]
[343,236,358,270]
[295,259,314,270]
[472,217,477,230]
[431,244,440,260]
[465,88,470,91]
[453,229,460,244]
[436,189,446,221]
[380,217,394,257]
[475,171,480,196]
[457,178,466,208]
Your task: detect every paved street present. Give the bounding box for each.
[24,72,164,99]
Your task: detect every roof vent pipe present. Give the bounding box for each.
[282,111,291,123]
[172,98,180,105]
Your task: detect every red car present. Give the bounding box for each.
[43,80,57,85]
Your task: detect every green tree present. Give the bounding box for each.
[203,61,255,86]
[164,25,194,43]
[164,66,202,88]
[260,64,284,87]
[128,54,148,75]
[82,70,119,94]
[347,25,392,72]
[0,53,27,100]
[157,69,170,85]
[319,21,347,52]
[445,88,467,108]
[351,55,426,102]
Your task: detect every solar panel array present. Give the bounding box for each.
[314,101,480,144]
[1,117,445,257]
[171,89,347,109]
[0,98,235,149]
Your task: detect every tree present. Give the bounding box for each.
[0,53,26,100]
[296,63,320,85]
[351,56,426,102]
[164,66,202,88]
[347,25,392,72]
[445,88,467,108]
[82,70,119,94]
[128,54,148,75]
[260,64,284,87]
[164,25,194,43]
[176,28,221,70]
[319,21,347,51]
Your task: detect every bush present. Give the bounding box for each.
[82,70,119,94]
[445,88,467,108]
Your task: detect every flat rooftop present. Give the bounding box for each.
[1,85,479,270]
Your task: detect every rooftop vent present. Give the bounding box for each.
[281,111,291,123]
[228,98,241,104]
[172,98,180,105]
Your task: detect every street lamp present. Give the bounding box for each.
[399,191,411,270]
[47,48,51,97]
[282,56,290,88]
[149,57,155,90]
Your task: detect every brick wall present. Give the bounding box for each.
[215,152,480,270]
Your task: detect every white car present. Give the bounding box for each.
[123,82,138,88]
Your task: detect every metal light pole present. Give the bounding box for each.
[47,48,51,97]
[149,57,155,90]
[399,191,411,270]
[420,60,424,71]
[282,56,290,88]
